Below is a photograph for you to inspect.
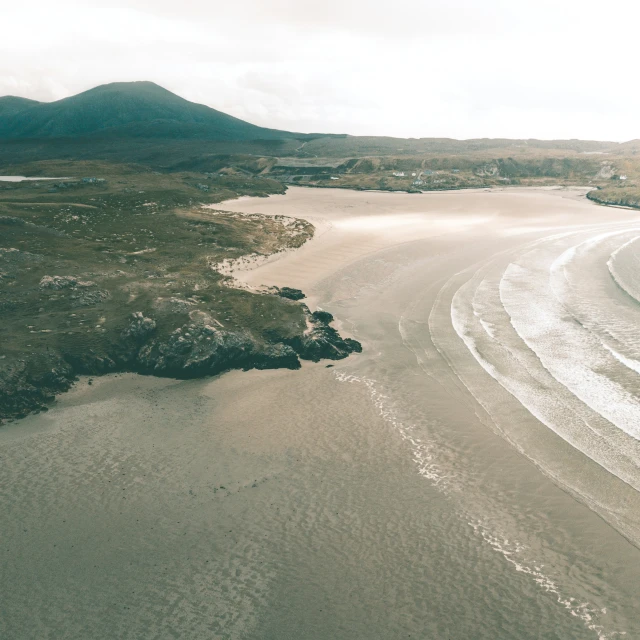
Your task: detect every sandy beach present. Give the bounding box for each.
[219,187,591,295]
[3,186,640,639]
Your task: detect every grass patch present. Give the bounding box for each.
[0,161,360,422]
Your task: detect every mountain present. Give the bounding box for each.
[0,81,303,141]
[0,96,42,118]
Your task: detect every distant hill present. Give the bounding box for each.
[0,81,306,142]
[618,139,640,153]
[296,135,620,158]
[0,80,630,171]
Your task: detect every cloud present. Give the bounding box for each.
[2,0,639,140]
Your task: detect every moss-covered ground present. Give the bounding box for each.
[0,161,321,420]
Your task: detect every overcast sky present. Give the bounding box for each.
[3,0,639,140]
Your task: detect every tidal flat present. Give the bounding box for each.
[3,187,640,639]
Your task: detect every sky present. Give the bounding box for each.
[3,0,639,141]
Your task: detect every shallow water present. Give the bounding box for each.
[2,188,640,639]
[0,175,68,181]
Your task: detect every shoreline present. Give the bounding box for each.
[5,185,640,638]
[3,184,627,425]
[270,180,602,201]
[217,184,602,296]
[0,195,361,424]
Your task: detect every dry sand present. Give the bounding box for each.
[219,186,595,299]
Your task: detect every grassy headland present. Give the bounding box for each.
[0,161,360,421]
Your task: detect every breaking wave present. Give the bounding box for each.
[334,370,623,639]
[426,221,640,540]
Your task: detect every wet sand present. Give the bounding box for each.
[2,187,640,639]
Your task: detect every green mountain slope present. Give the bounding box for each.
[0,81,301,141]
[0,96,42,118]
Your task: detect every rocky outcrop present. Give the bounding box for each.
[595,164,615,180]
[0,302,362,423]
[39,274,110,306]
[121,312,157,341]
[285,309,362,362]
[274,286,306,301]
[40,275,88,289]
[0,354,76,421]
[123,305,361,377]
[134,325,301,376]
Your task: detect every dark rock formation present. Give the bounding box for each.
[275,286,306,301]
[284,308,362,362]
[38,274,110,306]
[121,312,157,342]
[0,303,362,423]
[133,325,303,376]
[0,354,76,421]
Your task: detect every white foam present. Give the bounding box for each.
[468,520,622,639]
[608,235,640,305]
[550,230,640,363]
[334,372,450,488]
[447,227,640,490]
[501,257,640,442]
[334,371,623,639]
